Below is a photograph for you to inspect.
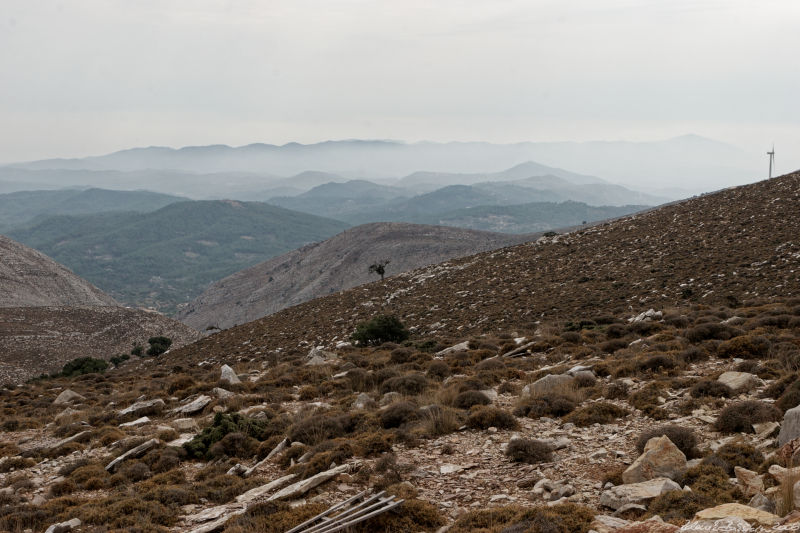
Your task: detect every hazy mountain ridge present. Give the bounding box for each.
[7,136,756,191]
[0,188,184,231]
[176,222,533,330]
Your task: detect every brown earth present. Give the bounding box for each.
[176,222,533,331]
[0,306,201,383]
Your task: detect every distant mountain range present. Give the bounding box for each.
[7,200,349,313]
[4,135,758,192]
[176,222,533,330]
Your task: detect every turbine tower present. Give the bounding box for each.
[767,144,775,178]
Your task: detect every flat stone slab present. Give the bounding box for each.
[105,438,159,473]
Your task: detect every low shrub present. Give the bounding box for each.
[466,406,518,430]
[685,323,740,342]
[562,402,628,427]
[450,503,594,533]
[603,381,629,400]
[646,490,713,521]
[718,335,771,359]
[380,402,420,429]
[379,374,428,396]
[635,425,698,458]
[637,354,678,373]
[505,439,553,464]
[513,395,576,418]
[690,380,733,399]
[453,390,491,409]
[705,442,764,475]
[714,401,781,433]
[184,412,270,459]
[426,361,451,380]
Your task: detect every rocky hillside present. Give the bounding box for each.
[0,235,116,307]
[0,306,201,384]
[1,173,800,533]
[177,222,532,330]
[177,172,800,359]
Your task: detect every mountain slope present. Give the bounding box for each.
[425,201,648,233]
[8,201,350,313]
[0,306,201,383]
[170,171,800,360]
[0,188,184,231]
[0,235,117,307]
[176,222,532,330]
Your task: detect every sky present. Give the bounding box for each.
[1,0,799,171]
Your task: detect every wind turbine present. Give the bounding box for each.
[767,144,775,178]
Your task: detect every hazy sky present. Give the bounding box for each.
[2,0,798,170]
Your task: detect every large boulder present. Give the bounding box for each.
[694,503,779,526]
[734,466,764,497]
[778,405,800,446]
[599,478,681,511]
[170,395,211,416]
[522,374,574,397]
[718,371,763,392]
[219,364,241,385]
[622,436,687,484]
[53,389,85,406]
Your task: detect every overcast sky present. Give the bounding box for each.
[2,0,798,171]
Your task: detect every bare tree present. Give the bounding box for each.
[368,260,390,281]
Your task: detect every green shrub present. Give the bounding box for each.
[58,357,108,377]
[351,315,410,346]
[146,336,172,356]
[184,413,270,459]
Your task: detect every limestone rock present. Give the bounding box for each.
[212,387,234,399]
[172,418,200,432]
[694,503,779,526]
[718,371,763,392]
[600,478,681,510]
[734,466,764,497]
[118,398,165,417]
[380,392,402,406]
[44,518,81,533]
[616,519,679,532]
[53,390,84,406]
[352,393,374,410]
[622,436,686,484]
[54,407,81,424]
[267,463,351,501]
[591,515,631,533]
[436,341,469,356]
[49,430,91,451]
[305,346,337,366]
[219,364,241,385]
[170,395,211,415]
[105,438,159,472]
[522,374,574,397]
[119,416,150,427]
[779,405,800,446]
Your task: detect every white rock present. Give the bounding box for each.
[118,399,165,417]
[120,416,151,427]
[718,371,763,392]
[53,390,85,406]
[599,477,681,510]
[170,395,212,415]
[219,364,241,385]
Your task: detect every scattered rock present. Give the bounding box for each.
[44,518,81,533]
[172,418,200,432]
[436,341,469,356]
[120,416,151,427]
[380,392,402,406]
[748,492,775,514]
[522,374,574,397]
[734,466,764,497]
[105,438,159,473]
[219,364,241,385]
[717,371,763,392]
[267,463,352,501]
[600,478,681,511]
[779,406,800,446]
[53,390,85,406]
[352,393,374,410]
[170,395,211,415]
[694,503,779,526]
[212,387,234,399]
[118,398,165,417]
[622,436,686,484]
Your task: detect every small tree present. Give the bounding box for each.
[368,260,390,281]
